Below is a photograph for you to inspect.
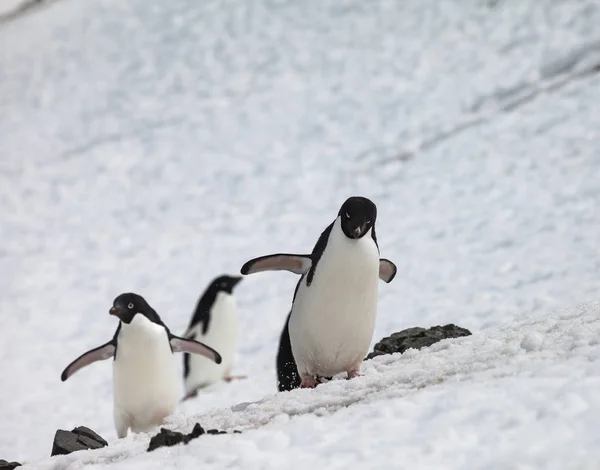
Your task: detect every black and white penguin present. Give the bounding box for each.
[181,275,244,399]
[241,196,397,389]
[60,293,222,438]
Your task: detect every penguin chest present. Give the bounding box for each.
[289,230,380,376]
[185,294,238,391]
[113,316,180,418]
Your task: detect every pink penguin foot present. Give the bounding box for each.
[300,377,319,388]
[224,374,248,383]
[347,370,363,380]
[181,389,199,401]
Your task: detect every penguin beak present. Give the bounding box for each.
[231,276,243,288]
[109,306,126,319]
[351,223,368,239]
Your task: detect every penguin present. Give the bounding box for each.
[241,196,397,390]
[181,275,245,399]
[60,293,222,438]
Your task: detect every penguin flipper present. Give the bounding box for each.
[379,259,397,283]
[170,335,222,365]
[241,253,312,275]
[60,341,116,382]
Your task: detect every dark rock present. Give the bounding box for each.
[0,460,22,469]
[51,426,108,456]
[71,426,108,447]
[366,324,472,360]
[147,428,186,452]
[188,423,205,439]
[147,423,238,452]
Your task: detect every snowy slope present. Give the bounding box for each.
[0,0,20,16]
[29,303,600,469]
[0,0,600,467]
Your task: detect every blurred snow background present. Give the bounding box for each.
[0,0,599,468]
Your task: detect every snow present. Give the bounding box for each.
[0,0,22,17]
[0,0,599,468]
[27,303,600,469]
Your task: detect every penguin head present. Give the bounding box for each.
[210,275,243,295]
[338,196,377,240]
[110,293,154,324]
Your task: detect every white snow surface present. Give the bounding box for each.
[0,0,599,468]
[0,0,22,17]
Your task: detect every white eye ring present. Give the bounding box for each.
[345,212,350,218]
[128,303,134,309]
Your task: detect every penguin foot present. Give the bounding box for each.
[300,377,319,388]
[182,389,199,401]
[224,374,247,383]
[346,370,363,380]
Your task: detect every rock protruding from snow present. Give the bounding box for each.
[0,460,21,469]
[147,423,236,452]
[366,324,472,359]
[50,426,108,457]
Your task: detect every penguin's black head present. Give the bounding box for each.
[110,293,153,324]
[210,275,243,295]
[338,196,377,240]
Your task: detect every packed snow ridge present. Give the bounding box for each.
[28,302,600,469]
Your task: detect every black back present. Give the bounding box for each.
[276,311,301,391]
[183,275,241,379]
[306,223,333,286]
[183,342,193,379]
[186,275,242,336]
[110,323,122,360]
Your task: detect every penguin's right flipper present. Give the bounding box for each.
[379,259,397,283]
[60,341,116,382]
[241,253,312,275]
[170,335,223,365]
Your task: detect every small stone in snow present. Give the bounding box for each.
[51,426,108,456]
[147,428,186,452]
[0,460,22,469]
[147,423,234,452]
[366,324,472,360]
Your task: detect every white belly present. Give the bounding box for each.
[289,222,380,378]
[113,315,180,434]
[184,293,238,393]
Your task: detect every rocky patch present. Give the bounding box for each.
[0,460,21,469]
[51,426,108,456]
[366,324,472,360]
[147,424,241,452]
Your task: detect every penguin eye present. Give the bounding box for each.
[127,303,134,309]
[345,212,350,219]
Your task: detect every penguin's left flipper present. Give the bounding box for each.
[379,259,397,283]
[60,341,116,382]
[169,335,222,364]
[240,253,312,275]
